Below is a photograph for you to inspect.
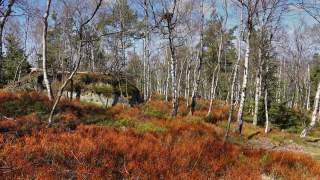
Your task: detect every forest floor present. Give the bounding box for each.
[217,121,320,160]
[0,91,320,179]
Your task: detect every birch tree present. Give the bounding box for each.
[190,0,204,115]
[143,0,150,101]
[155,0,180,117]
[253,48,262,126]
[236,0,259,134]
[301,81,320,137]
[224,2,243,141]
[297,0,320,137]
[252,0,285,126]
[207,31,223,116]
[42,0,54,100]
[207,0,228,116]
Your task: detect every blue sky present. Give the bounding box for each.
[13,0,319,34]
[214,0,318,29]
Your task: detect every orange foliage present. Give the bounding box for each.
[0,92,319,179]
[59,111,78,122]
[0,124,319,179]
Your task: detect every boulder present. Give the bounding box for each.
[5,70,142,107]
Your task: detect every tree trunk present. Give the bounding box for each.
[48,0,102,124]
[224,5,243,142]
[169,43,178,117]
[165,50,170,101]
[253,49,262,126]
[207,33,223,116]
[148,59,151,99]
[177,58,186,98]
[143,0,150,101]
[90,44,95,72]
[301,81,320,137]
[264,88,269,133]
[48,43,83,124]
[143,39,147,100]
[185,57,191,107]
[236,30,251,134]
[190,0,204,115]
[306,64,311,110]
[42,0,54,100]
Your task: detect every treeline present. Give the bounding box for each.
[0,0,319,138]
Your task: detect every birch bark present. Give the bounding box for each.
[301,81,320,137]
[207,34,223,116]
[43,0,54,100]
[224,5,242,141]
[236,30,251,134]
[253,49,262,126]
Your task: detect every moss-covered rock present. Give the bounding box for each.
[5,71,142,106]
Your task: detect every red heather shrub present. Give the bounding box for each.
[264,152,320,179]
[0,119,16,131]
[0,92,319,179]
[59,111,78,122]
[0,124,320,179]
[144,100,171,114]
[108,104,127,116]
[0,91,16,102]
[115,106,141,120]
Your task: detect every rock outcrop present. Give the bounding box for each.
[5,69,142,107]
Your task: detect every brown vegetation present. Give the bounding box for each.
[0,91,319,179]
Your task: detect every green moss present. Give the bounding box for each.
[238,153,247,164]
[260,154,270,167]
[25,153,34,161]
[185,116,205,124]
[89,83,113,97]
[142,104,165,119]
[135,122,166,134]
[0,99,50,117]
[97,118,166,134]
[106,119,136,128]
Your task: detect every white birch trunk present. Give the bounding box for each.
[264,88,269,133]
[236,30,251,134]
[169,52,178,116]
[165,50,170,101]
[207,33,223,116]
[143,0,150,101]
[147,59,151,99]
[177,58,186,98]
[253,49,262,126]
[276,59,283,103]
[224,5,243,141]
[42,0,54,101]
[306,64,311,110]
[185,58,191,107]
[301,81,320,137]
[143,39,147,100]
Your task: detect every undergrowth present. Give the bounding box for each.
[0,91,319,179]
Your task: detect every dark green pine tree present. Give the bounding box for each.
[3,33,30,84]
